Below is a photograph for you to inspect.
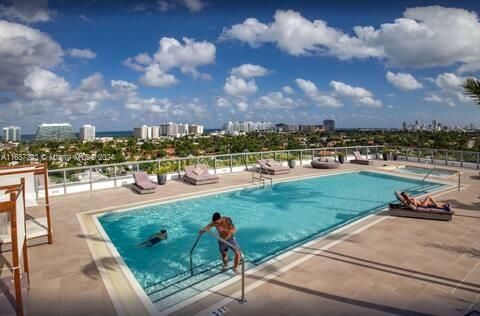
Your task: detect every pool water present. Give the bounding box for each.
[98,171,445,310]
[395,166,457,178]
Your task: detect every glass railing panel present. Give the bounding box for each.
[214,156,231,172]
[159,160,179,174]
[64,168,91,185]
[198,157,214,168]
[300,149,313,161]
[115,164,137,179]
[275,152,288,162]
[229,154,243,168]
[246,153,261,166]
[261,152,275,160]
[48,170,64,187]
[138,161,157,174]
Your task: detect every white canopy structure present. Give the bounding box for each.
[0,178,30,316]
[0,163,52,245]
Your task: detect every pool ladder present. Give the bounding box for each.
[189,229,247,304]
[251,166,272,188]
[422,156,435,187]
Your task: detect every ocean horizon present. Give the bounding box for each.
[3,129,223,142]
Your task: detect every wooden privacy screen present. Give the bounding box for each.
[0,163,52,244]
[0,178,30,316]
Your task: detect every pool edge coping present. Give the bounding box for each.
[77,167,461,316]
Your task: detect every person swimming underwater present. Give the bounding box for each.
[139,229,168,247]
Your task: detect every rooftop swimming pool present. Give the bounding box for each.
[97,171,446,312]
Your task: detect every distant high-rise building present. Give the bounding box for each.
[323,119,335,131]
[432,120,437,131]
[188,124,204,135]
[35,123,75,142]
[134,125,161,140]
[159,122,179,137]
[2,126,21,142]
[178,123,189,136]
[133,125,149,139]
[222,121,273,134]
[151,126,160,139]
[402,122,407,130]
[80,124,96,141]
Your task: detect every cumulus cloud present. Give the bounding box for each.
[220,9,382,59]
[214,96,232,108]
[111,80,138,92]
[0,0,54,24]
[330,81,382,107]
[423,92,455,107]
[124,37,215,87]
[422,72,478,106]
[386,71,423,90]
[23,67,70,99]
[236,101,248,112]
[68,48,97,59]
[125,93,209,120]
[230,64,269,78]
[0,20,63,92]
[139,64,179,87]
[282,86,295,94]
[224,75,257,96]
[295,79,342,108]
[254,92,299,110]
[131,0,206,13]
[182,0,205,12]
[434,73,470,102]
[220,6,480,72]
[359,6,480,71]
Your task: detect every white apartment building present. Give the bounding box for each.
[134,125,162,140]
[133,125,149,139]
[80,124,96,141]
[222,121,273,134]
[189,124,204,135]
[159,122,178,137]
[2,126,21,142]
[178,123,189,136]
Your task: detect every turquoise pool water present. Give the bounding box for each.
[396,166,457,178]
[98,171,445,309]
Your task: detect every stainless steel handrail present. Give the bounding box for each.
[251,166,272,187]
[421,156,435,186]
[48,145,383,173]
[190,229,247,304]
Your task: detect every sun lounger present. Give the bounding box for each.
[350,151,374,165]
[132,172,156,194]
[257,159,290,175]
[184,164,219,185]
[389,191,453,221]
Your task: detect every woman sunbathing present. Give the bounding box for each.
[400,192,449,209]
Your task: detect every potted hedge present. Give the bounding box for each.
[336,152,345,164]
[392,150,398,161]
[382,148,391,161]
[155,166,169,185]
[288,159,296,169]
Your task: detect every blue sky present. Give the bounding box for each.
[0,0,479,133]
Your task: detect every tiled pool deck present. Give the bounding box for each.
[1,161,480,315]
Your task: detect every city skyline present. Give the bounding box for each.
[0,1,480,134]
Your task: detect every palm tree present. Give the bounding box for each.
[462,78,480,105]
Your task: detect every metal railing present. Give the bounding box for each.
[251,166,272,188]
[190,229,247,304]
[39,145,480,197]
[394,146,480,169]
[42,145,383,196]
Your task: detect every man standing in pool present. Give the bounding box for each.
[200,212,241,274]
